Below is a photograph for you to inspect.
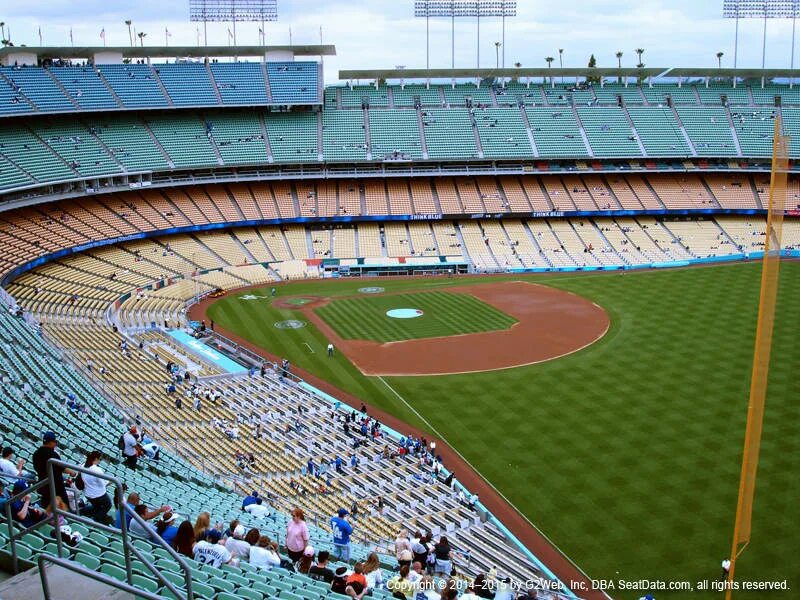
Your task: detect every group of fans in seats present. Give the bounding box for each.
[0,416,544,599]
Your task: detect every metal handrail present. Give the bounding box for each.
[37,553,164,600]
[4,458,194,600]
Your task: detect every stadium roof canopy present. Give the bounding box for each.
[0,45,336,59]
[338,67,800,81]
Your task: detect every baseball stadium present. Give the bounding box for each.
[0,2,797,600]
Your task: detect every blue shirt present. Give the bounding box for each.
[114,502,135,529]
[160,525,178,546]
[330,516,352,545]
[242,495,260,509]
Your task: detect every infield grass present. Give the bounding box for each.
[315,290,517,342]
[207,263,800,600]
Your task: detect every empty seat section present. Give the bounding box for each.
[96,63,169,108]
[154,63,218,106]
[210,62,269,104]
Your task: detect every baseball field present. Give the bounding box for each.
[203,262,799,599]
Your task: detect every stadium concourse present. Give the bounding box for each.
[0,43,798,600]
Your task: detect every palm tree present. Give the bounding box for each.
[616,51,623,83]
[514,62,521,68]
[495,41,502,69]
[0,23,5,42]
[545,56,554,86]
[137,31,146,48]
[125,20,133,47]
[716,51,724,68]
[558,48,564,83]
[635,47,645,69]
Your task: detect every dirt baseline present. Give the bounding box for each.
[290,281,609,376]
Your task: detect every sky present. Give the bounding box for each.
[2,1,799,81]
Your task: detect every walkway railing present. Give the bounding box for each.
[4,458,194,600]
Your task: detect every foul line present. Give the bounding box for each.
[304,342,315,354]
[377,375,609,600]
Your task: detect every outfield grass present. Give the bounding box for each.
[314,290,517,342]
[208,264,800,599]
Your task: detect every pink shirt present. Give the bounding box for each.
[285,519,309,552]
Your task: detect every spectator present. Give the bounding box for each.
[122,426,141,470]
[417,575,440,600]
[309,549,335,583]
[225,524,251,560]
[411,532,429,566]
[387,564,415,599]
[242,490,261,510]
[172,520,196,558]
[0,480,9,514]
[0,447,26,478]
[460,586,483,600]
[408,562,424,586]
[345,562,369,600]
[245,528,260,546]
[193,528,232,567]
[32,431,75,509]
[395,529,412,567]
[473,574,495,599]
[155,512,180,546]
[363,552,385,590]
[433,536,453,576]
[130,504,158,539]
[81,450,111,523]
[330,507,353,562]
[331,566,350,595]
[296,545,315,574]
[194,511,211,542]
[249,535,281,570]
[285,507,309,561]
[9,479,47,527]
[224,519,240,539]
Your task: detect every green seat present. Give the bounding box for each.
[188,567,209,582]
[40,543,63,557]
[158,569,186,587]
[281,592,305,600]
[215,594,241,600]
[75,552,102,570]
[273,580,295,593]
[252,581,275,595]
[225,572,249,587]
[131,574,159,593]
[107,540,124,555]
[154,558,181,573]
[152,547,173,561]
[191,581,216,599]
[69,523,90,536]
[100,563,128,582]
[80,540,103,556]
[21,533,45,550]
[199,563,225,579]
[101,550,125,565]
[235,589,263,600]
[10,544,33,560]
[87,531,110,546]
[210,578,235,593]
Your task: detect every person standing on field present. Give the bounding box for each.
[327,343,334,357]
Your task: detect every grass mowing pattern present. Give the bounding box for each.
[314,291,517,342]
[208,264,800,599]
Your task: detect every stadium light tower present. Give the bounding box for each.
[190,0,278,48]
[414,1,517,70]
[723,0,799,72]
